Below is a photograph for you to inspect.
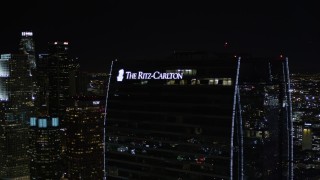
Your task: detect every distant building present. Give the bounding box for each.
[47,42,72,118]
[239,57,293,179]
[19,31,36,69]
[290,73,320,179]
[0,31,38,179]
[65,96,104,179]
[36,42,78,120]
[0,122,30,180]
[29,116,61,179]
[302,124,312,150]
[0,56,9,101]
[0,54,35,122]
[86,72,107,96]
[0,53,34,179]
[35,53,50,109]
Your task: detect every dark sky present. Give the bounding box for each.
[0,1,319,72]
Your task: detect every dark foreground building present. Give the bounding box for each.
[106,53,243,180]
[105,52,293,180]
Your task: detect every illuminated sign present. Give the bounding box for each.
[93,101,100,105]
[22,32,33,37]
[117,69,183,81]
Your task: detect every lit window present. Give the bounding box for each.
[52,117,59,127]
[30,117,36,126]
[38,118,47,128]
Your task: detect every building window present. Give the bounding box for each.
[52,117,59,127]
[30,117,36,126]
[39,118,47,128]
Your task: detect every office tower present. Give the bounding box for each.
[0,56,9,101]
[0,54,34,122]
[105,52,293,180]
[35,43,79,178]
[35,54,50,109]
[37,42,78,119]
[29,116,61,179]
[105,52,243,180]
[0,122,30,180]
[46,42,71,117]
[65,96,104,179]
[18,31,39,117]
[19,31,36,69]
[239,57,293,179]
[0,53,34,179]
[75,71,90,95]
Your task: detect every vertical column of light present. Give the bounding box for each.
[285,57,293,180]
[103,60,114,180]
[230,57,241,180]
[237,87,244,180]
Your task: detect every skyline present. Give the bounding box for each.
[0,1,319,72]
[1,4,320,178]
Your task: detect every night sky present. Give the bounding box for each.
[0,1,319,72]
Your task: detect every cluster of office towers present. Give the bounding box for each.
[0,32,104,179]
[0,32,294,180]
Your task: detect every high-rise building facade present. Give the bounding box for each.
[105,53,243,180]
[239,57,293,179]
[35,53,50,109]
[105,52,293,180]
[36,42,78,120]
[19,31,36,69]
[0,31,39,179]
[65,96,104,179]
[46,42,72,118]
[29,116,61,179]
[0,56,9,102]
[0,122,30,180]
[0,54,35,122]
[0,53,34,179]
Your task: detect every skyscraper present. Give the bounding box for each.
[0,54,34,122]
[0,122,30,180]
[29,116,61,179]
[105,52,243,179]
[47,42,72,118]
[35,53,49,109]
[19,31,36,69]
[36,42,78,120]
[65,96,104,179]
[0,53,33,179]
[104,52,293,180]
[239,57,293,179]
[0,56,9,102]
